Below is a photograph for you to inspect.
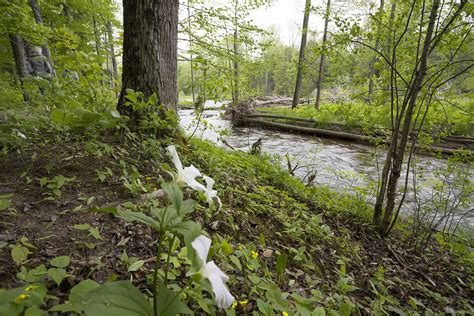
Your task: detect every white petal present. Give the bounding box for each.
[191,235,211,265]
[203,175,215,190]
[167,145,183,171]
[207,273,235,309]
[203,261,229,282]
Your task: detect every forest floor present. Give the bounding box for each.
[0,133,473,314]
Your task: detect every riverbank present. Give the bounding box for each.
[258,103,474,138]
[1,131,472,314]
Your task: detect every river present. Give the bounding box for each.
[179,106,474,230]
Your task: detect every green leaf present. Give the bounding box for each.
[116,209,160,230]
[50,256,70,268]
[69,279,100,301]
[171,220,201,244]
[73,223,91,230]
[128,260,145,272]
[180,199,197,216]
[0,194,13,211]
[312,307,326,316]
[256,299,273,316]
[52,281,153,316]
[230,255,242,271]
[48,268,68,286]
[155,283,192,316]
[89,227,102,240]
[221,240,233,255]
[161,182,182,213]
[11,244,30,265]
[276,252,288,279]
[25,306,48,316]
[338,302,352,316]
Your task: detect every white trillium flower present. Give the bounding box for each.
[191,235,235,309]
[202,175,222,209]
[167,145,206,191]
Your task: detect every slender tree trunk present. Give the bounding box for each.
[9,35,29,101]
[232,0,240,105]
[368,0,385,98]
[374,0,442,236]
[107,21,118,79]
[92,17,101,57]
[28,0,53,66]
[315,0,331,110]
[187,0,196,103]
[292,0,311,108]
[118,0,179,121]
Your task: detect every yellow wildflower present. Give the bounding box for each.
[25,285,38,292]
[239,299,249,306]
[146,177,152,181]
[14,294,29,303]
[251,250,259,259]
[231,301,238,309]
[282,312,289,316]
[237,245,243,251]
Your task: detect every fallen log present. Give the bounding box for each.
[243,118,373,143]
[248,113,347,129]
[242,118,469,157]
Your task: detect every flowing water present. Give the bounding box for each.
[179,105,474,229]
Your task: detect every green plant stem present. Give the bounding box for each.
[153,232,164,316]
[164,235,176,283]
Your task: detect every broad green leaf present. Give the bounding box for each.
[180,199,197,216]
[69,279,100,301]
[117,209,160,230]
[161,182,182,213]
[171,220,201,243]
[52,281,153,316]
[48,268,68,286]
[155,283,192,316]
[11,244,30,265]
[50,256,70,268]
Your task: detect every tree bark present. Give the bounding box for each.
[28,0,53,69]
[292,0,311,108]
[9,35,29,101]
[368,0,385,98]
[315,0,331,110]
[118,0,179,120]
[9,35,28,78]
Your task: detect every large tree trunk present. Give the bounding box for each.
[292,0,311,109]
[28,0,53,67]
[315,0,331,110]
[118,0,179,120]
[368,0,385,98]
